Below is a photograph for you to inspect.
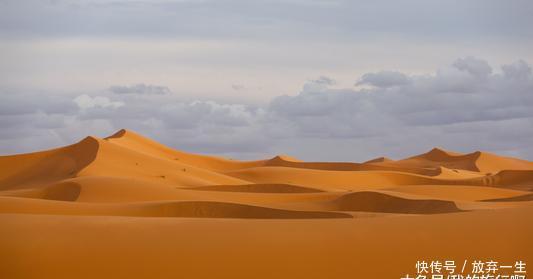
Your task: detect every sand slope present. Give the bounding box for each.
[1,129,532,278]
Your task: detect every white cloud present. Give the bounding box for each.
[73,94,124,110]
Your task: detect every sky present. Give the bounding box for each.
[1,0,532,161]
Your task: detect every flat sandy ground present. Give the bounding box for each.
[1,129,532,278]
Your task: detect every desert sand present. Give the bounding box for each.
[1,129,532,278]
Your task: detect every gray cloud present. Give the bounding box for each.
[311,76,335,86]
[0,91,78,116]
[452,56,492,78]
[502,60,532,80]
[1,58,532,161]
[356,71,410,88]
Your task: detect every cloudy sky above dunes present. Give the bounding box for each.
[1,0,532,161]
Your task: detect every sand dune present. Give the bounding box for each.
[105,129,266,171]
[368,147,533,174]
[1,129,532,278]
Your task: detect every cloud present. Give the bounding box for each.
[0,91,78,116]
[301,76,336,93]
[311,76,335,85]
[272,57,533,158]
[158,100,259,129]
[356,71,410,88]
[109,84,171,95]
[452,56,492,78]
[73,94,124,109]
[502,60,532,80]
[1,57,532,161]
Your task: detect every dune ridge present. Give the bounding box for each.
[1,129,532,217]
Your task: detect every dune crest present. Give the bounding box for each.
[104,128,266,171]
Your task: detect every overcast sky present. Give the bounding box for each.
[1,0,532,161]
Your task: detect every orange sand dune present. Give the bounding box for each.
[369,147,533,174]
[105,129,267,171]
[1,129,532,279]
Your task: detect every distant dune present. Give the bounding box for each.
[1,129,532,279]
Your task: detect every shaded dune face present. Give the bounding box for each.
[0,198,351,219]
[491,170,533,188]
[0,129,532,219]
[0,137,99,190]
[184,184,325,193]
[143,201,352,219]
[41,182,81,202]
[0,181,81,201]
[331,191,462,214]
[481,193,533,202]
